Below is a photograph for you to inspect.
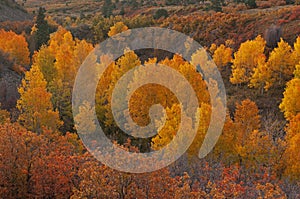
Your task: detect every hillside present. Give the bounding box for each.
[17,0,104,18]
[0,0,32,22]
[0,1,300,198]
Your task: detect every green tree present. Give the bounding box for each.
[35,7,51,50]
[245,0,257,8]
[154,9,169,20]
[102,0,114,18]
[209,0,225,12]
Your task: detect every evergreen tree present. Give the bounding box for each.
[35,7,50,50]
[209,0,224,12]
[102,0,113,18]
[245,0,257,8]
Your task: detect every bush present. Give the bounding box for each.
[245,0,257,8]
[275,0,286,6]
[257,1,272,8]
[153,9,169,20]
[285,0,295,4]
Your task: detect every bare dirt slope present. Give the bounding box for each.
[0,0,31,22]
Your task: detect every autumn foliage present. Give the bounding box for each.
[0,14,300,198]
[0,29,30,66]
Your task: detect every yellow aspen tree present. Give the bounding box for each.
[217,99,262,167]
[160,54,186,71]
[234,99,260,155]
[126,57,166,124]
[104,51,141,128]
[187,103,211,158]
[162,54,210,105]
[151,104,181,151]
[230,35,266,84]
[286,113,300,140]
[294,63,300,78]
[234,99,261,142]
[279,78,300,121]
[282,108,300,182]
[95,51,142,145]
[283,132,300,182]
[284,113,300,180]
[212,44,232,69]
[17,65,62,133]
[73,39,94,70]
[243,130,275,170]
[249,54,272,91]
[128,84,177,128]
[108,22,129,37]
[33,27,93,133]
[280,85,300,185]
[95,60,116,125]
[32,46,56,83]
[53,31,76,83]
[213,112,236,164]
[150,55,210,154]
[293,36,300,63]
[37,26,93,86]
[48,27,69,53]
[267,38,296,83]
[96,52,209,151]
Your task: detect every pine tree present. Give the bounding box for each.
[35,7,50,50]
[245,0,257,8]
[102,0,113,18]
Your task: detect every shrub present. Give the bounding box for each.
[245,0,257,8]
[257,1,272,8]
[154,9,169,20]
[285,0,295,5]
